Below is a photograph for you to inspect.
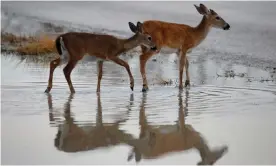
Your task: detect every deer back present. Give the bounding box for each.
[62,32,122,58]
[141,20,195,49]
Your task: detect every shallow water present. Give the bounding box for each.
[1,54,276,165]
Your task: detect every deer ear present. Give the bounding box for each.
[135,152,142,162]
[210,9,217,15]
[194,4,204,15]
[127,152,134,161]
[199,3,209,15]
[128,22,137,33]
[136,21,143,33]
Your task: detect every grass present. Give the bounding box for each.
[1,32,57,56]
[16,35,56,55]
[1,32,35,44]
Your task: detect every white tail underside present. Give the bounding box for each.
[59,37,69,64]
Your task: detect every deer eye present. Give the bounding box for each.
[215,16,220,20]
[147,36,152,41]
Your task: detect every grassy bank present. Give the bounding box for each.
[1,32,60,65]
[1,32,57,56]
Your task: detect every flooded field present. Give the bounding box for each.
[1,1,276,165]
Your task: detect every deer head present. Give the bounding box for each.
[128,22,157,51]
[194,3,230,30]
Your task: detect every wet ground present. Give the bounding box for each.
[1,1,276,165]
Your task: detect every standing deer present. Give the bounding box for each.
[125,90,228,165]
[129,3,230,92]
[47,93,135,152]
[44,23,157,93]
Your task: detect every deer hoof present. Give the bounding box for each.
[44,87,51,93]
[130,81,134,91]
[185,80,190,87]
[142,86,148,92]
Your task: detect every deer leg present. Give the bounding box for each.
[109,56,134,91]
[179,51,187,90]
[185,56,190,87]
[96,60,103,93]
[140,48,155,92]
[178,92,186,133]
[64,93,75,123]
[96,93,103,126]
[115,93,134,125]
[47,93,54,122]
[45,58,61,93]
[63,60,78,93]
[126,92,149,163]
[139,92,149,138]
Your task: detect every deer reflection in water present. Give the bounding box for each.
[126,90,229,165]
[47,93,134,152]
[47,90,228,164]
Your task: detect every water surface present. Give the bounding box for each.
[1,55,276,165]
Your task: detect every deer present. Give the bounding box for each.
[129,3,230,92]
[47,93,135,153]
[44,22,157,94]
[124,90,229,165]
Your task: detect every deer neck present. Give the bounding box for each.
[193,16,212,46]
[122,34,141,52]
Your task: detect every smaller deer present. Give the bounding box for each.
[129,3,230,92]
[44,22,157,93]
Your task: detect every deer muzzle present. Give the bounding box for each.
[223,23,230,30]
[150,46,157,51]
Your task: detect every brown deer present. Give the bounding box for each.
[125,90,228,165]
[47,93,135,152]
[129,3,230,92]
[44,22,157,93]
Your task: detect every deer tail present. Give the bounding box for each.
[55,36,63,55]
[55,35,69,63]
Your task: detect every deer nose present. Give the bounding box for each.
[223,23,230,30]
[151,46,157,51]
